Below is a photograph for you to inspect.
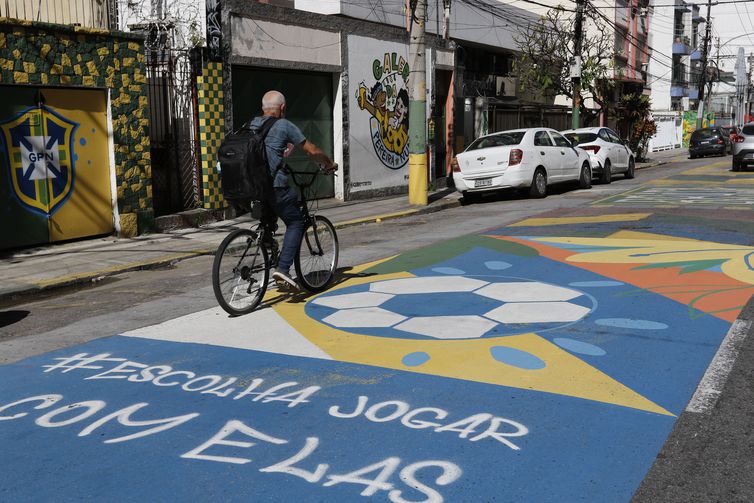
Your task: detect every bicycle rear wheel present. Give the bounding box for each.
[212,229,269,315]
[294,215,339,292]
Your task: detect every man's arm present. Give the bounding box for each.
[299,140,338,173]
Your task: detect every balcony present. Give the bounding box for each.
[690,49,702,60]
[673,36,692,55]
[688,89,699,100]
[0,0,114,30]
[671,85,689,98]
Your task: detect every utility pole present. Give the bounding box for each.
[705,36,719,121]
[408,0,428,205]
[571,0,585,129]
[696,0,713,128]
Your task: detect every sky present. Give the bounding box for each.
[695,0,754,88]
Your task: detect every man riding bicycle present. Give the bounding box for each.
[246,90,338,290]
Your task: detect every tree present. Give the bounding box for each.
[513,5,614,125]
[614,93,656,161]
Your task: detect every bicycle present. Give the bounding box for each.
[211,168,339,316]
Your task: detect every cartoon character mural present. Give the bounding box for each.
[356,51,410,170]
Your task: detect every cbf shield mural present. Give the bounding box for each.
[0,87,113,249]
[348,35,410,194]
[0,105,78,216]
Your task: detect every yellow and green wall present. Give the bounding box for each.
[0,17,153,242]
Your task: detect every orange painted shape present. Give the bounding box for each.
[490,235,752,323]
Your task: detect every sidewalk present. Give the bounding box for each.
[0,188,463,303]
[0,149,684,304]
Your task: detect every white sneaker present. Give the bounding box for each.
[272,270,299,290]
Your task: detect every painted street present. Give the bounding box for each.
[1,158,753,501]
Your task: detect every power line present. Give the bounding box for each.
[586,0,754,8]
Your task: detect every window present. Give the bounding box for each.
[606,129,623,143]
[742,125,754,135]
[550,132,572,147]
[466,132,525,151]
[598,129,612,142]
[565,132,598,145]
[691,129,716,140]
[534,131,553,146]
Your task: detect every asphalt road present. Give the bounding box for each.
[1,155,753,502]
[1,159,697,351]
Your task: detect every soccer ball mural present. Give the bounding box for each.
[308,276,594,340]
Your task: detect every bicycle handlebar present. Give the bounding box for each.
[285,165,334,190]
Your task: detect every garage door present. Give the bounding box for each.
[231,67,335,200]
[0,86,113,250]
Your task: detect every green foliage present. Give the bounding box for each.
[615,93,656,160]
[513,5,614,124]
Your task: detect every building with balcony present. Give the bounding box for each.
[611,0,651,93]
[648,0,704,112]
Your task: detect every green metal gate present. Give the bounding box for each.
[230,66,335,200]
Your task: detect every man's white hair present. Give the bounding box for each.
[262,91,286,110]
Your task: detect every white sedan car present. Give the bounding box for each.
[561,127,635,184]
[452,128,592,199]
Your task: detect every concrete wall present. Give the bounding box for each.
[648,3,674,111]
[294,0,533,52]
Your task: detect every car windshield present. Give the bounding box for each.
[466,132,525,151]
[692,129,717,140]
[742,125,754,135]
[564,132,598,145]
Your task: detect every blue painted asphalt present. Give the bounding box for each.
[2,335,673,502]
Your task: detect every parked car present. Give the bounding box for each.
[688,127,730,158]
[731,123,754,171]
[451,128,592,200]
[561,127,635,184]
[720,125,739,141]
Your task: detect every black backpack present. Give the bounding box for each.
[217,117,279,202]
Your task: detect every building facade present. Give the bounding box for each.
[195,0,537,205]
[647,0,704,112]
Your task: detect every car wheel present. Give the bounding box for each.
[600,160,612,184]
[689,153,697,159]
[732,161,740,172]
[529,168,547,198]
[625,157,635,179]
[578,162,592,189]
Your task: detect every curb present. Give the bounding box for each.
[0,198,463,305]
[332,197,462,229]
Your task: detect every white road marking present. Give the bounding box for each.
[122,306,332,360]
[686,319,752,414]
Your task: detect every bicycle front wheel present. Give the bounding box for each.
[295,215,339,292]
[212,229,269,316]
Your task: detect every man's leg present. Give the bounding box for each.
[272,187,304,287]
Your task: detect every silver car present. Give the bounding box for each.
[731,123,754,171]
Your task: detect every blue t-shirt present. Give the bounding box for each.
[248,116,306,188]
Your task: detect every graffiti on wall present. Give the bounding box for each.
[0,106,78,216]
[356,53,410,170]
[206,0,222,62]
[348,36,411,193]
[682,110,696,148]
